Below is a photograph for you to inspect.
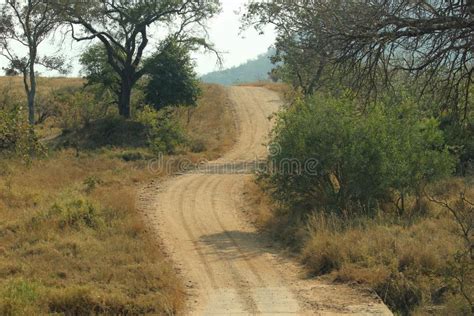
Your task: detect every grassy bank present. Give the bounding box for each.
[0,151,182,314]
[0,78,236,314]
[245,178,473,315]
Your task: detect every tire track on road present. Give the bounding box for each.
[148,86,393,315]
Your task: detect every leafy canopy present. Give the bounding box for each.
[267,92,455,216]
[143,40,201,110]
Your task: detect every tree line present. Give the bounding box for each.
[245,0,473,114]
[0,0,220,124]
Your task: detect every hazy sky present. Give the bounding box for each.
[0,0,276,77]
[191,0,275,75]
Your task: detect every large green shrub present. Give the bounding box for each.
[267,92,455,216]
[0,105,44,160]
[136,106,187,155]
[53,87,113,131]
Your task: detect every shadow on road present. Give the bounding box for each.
[199,230,280,262]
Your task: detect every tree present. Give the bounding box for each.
[270,38,328,95]
[80,43,119,93]
[144,40,201,110]
[323,0,474,119]
[0,0,67,125]
[3,67,18,76]
[246,0,474,117]
[59,0,220,118]
[243,0,335,95]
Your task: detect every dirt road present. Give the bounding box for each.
[145,87,392,315]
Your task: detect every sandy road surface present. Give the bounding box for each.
[144,87,392,315]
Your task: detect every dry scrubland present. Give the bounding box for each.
[0,77,235,314]
[245,175,473,315]
[175,83,237,161]
[0,77,84,97]
[229,82,472,314]
[237,83,473,315]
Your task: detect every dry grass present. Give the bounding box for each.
[245,178,473,315]
[0,76,84,98]
[0,80,236,314]
[0,150,184,315]
[175,83,237,160]
[238,81,291,97]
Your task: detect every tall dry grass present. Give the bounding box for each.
[238,81,290,98]
[244,178,473,315]
[0,150,184,314]
[0,80,236,314]
[175,83,237,160]
[0,76,84,98]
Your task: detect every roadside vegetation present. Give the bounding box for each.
[0,1,232,312]
[0,73,235,314]
[1,0,472,314]
[244,1,473,315]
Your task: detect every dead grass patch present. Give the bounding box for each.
[175,83,237,160]
[247,177,473,315]
[0,151,183,314]
[0,76,84,99]
[237,81,289,96]
[0,80,235,314]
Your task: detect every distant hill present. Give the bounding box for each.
[201,49,275,85]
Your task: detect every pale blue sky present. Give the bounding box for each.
[0,0,276,77]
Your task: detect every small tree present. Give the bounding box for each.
[244,0,334,95]
[144,40,201,110]
[0,0,67,125]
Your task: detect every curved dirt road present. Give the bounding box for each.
[146,87,392,315]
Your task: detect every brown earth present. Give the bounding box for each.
[143,86,393,315]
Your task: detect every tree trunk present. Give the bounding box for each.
[118,76,132,118]
[22,69,36,125]
[27,88,35,125]
[27,49,37,125]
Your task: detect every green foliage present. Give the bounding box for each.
[53,86,112,131]
[0,279,40,315]
[0,105,44,161]
[267,93,455,216]
[46,198,103,230]
[136,106,187,155]
[143,40,201,110]
[439,113,474,175]
[79,43,119,93]
[83,176,103,194]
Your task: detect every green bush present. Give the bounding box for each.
[45,198,103,230]
[53,87,112,131]
[439,113,474,175]
[83,176,103,194]
[143,39,201,110]
[136,106,187,155]
[267,92,455,217]
[0,105,44,161]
